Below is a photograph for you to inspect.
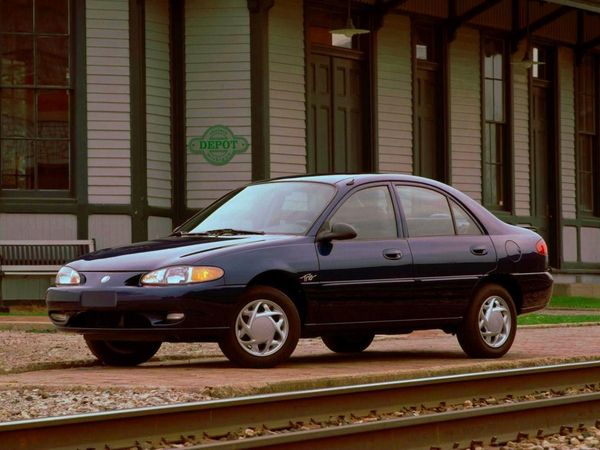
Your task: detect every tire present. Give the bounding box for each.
[322,332,374,353]
[85,339,161,366]
[218,286,300,368]
[457,284,517,358]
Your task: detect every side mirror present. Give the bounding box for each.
[317,223,357,242]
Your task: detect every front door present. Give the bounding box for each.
[311,185,414,328]
[531,46,558,266]
[307,48,367,173]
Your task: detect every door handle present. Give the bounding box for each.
[383,249,403,260]
[470,245,488,256]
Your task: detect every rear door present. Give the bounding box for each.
[394,184,497,320]
[312,184,414,326]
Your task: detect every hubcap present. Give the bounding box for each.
[478,296,511,348]
[235,299,288,357]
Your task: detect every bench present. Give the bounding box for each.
[0,240,95,307]
[0,240,95,275]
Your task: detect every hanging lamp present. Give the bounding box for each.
[329,0,370,38]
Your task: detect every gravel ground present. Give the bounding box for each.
[0,330,222,422]
[0,330,222,374]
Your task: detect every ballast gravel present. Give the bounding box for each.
[0,330,220,422]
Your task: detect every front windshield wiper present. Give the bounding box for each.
[170,231,210,237]
[203,228,265,236]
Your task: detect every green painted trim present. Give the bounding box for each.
[129,0,148,243]
[248,0,273,181]
[74,0,88,239]
[170,0,186,227]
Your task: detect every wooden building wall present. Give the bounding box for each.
[185,0,252,209]
[269,0,307,178]
[377,14,413,174]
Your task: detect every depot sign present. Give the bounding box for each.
[188,125,249,166]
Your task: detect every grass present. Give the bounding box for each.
[518,314,600,326]
[548,296,600,309]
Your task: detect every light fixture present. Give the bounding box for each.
[511,0,545,71]
[329,0,370,39]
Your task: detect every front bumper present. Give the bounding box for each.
[46,275,245,342]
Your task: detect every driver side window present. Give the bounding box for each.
[328,186,397,240]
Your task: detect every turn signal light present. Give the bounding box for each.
[535,239,548,256]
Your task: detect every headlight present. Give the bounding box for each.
[140,266,224,286]
[56,266,81,285]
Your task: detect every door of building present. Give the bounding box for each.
[307,46,368,173]
[531,46,558,266]
[414,26,446,182]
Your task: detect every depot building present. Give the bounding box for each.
[1,0,600,301]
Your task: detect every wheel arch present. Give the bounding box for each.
[474,274,523,313]
[246,270,308,323]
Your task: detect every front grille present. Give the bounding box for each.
[69,312,152,329]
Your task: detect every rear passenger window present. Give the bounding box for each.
[396,186,457,237]
[328,186,397,239]
[450,199,482,235]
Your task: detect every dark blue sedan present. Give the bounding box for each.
[47,174,552,368]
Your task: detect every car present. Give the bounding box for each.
[46,174,553,368]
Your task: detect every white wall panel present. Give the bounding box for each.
[86,0,131,205]
[377,14,412,174]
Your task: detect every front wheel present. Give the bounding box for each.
[457,284,517,358]
[85,339,161,366]
[322,332,374,353]
[218,286,300,368]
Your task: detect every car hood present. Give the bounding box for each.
[68,235,292,272]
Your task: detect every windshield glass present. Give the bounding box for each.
[180,182,337,235]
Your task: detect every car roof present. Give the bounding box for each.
[268,173,437,186]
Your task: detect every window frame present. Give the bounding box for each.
[480,35,512,213]
[0,0,75,199]
[575,53,600,218]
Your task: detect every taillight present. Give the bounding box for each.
[536,239,548,256]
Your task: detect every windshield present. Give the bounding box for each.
[179,182,337,235]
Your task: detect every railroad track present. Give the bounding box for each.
[3,360,600,450]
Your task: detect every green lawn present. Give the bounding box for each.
[548,296,600,309]
[518,314,600,325]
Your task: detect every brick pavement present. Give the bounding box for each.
[1,325,600,396]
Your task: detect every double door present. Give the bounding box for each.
[307,47,368,173]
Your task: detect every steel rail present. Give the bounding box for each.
[2,360,600,450]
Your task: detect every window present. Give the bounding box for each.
[327,186,397,240]
[0,0,71,191]
[482,37,510,210]
[576,54,599,216]
[396,186,481,237]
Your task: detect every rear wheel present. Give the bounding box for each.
[218,286,300,368]
[322,332,374,353]
[457,284,516,358]
[85,339,161,366]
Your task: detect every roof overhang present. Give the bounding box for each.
[546,0,600,14]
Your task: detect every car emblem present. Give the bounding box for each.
[100,275,111,284]
[299,273,317,282]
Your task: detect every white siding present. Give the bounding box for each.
[0,214,77,239]
[146,0,172,208]
[559,47,576,220]
[269,0,306,177]
[89,215,132,249]
[449,28,481,202]
[377,14,412,174]
[148,216,173,240]
[512,40,531,216]
[562,226,577,262]
[86,0,131,204]
[581,227,600,263]
[185,0,252,209]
